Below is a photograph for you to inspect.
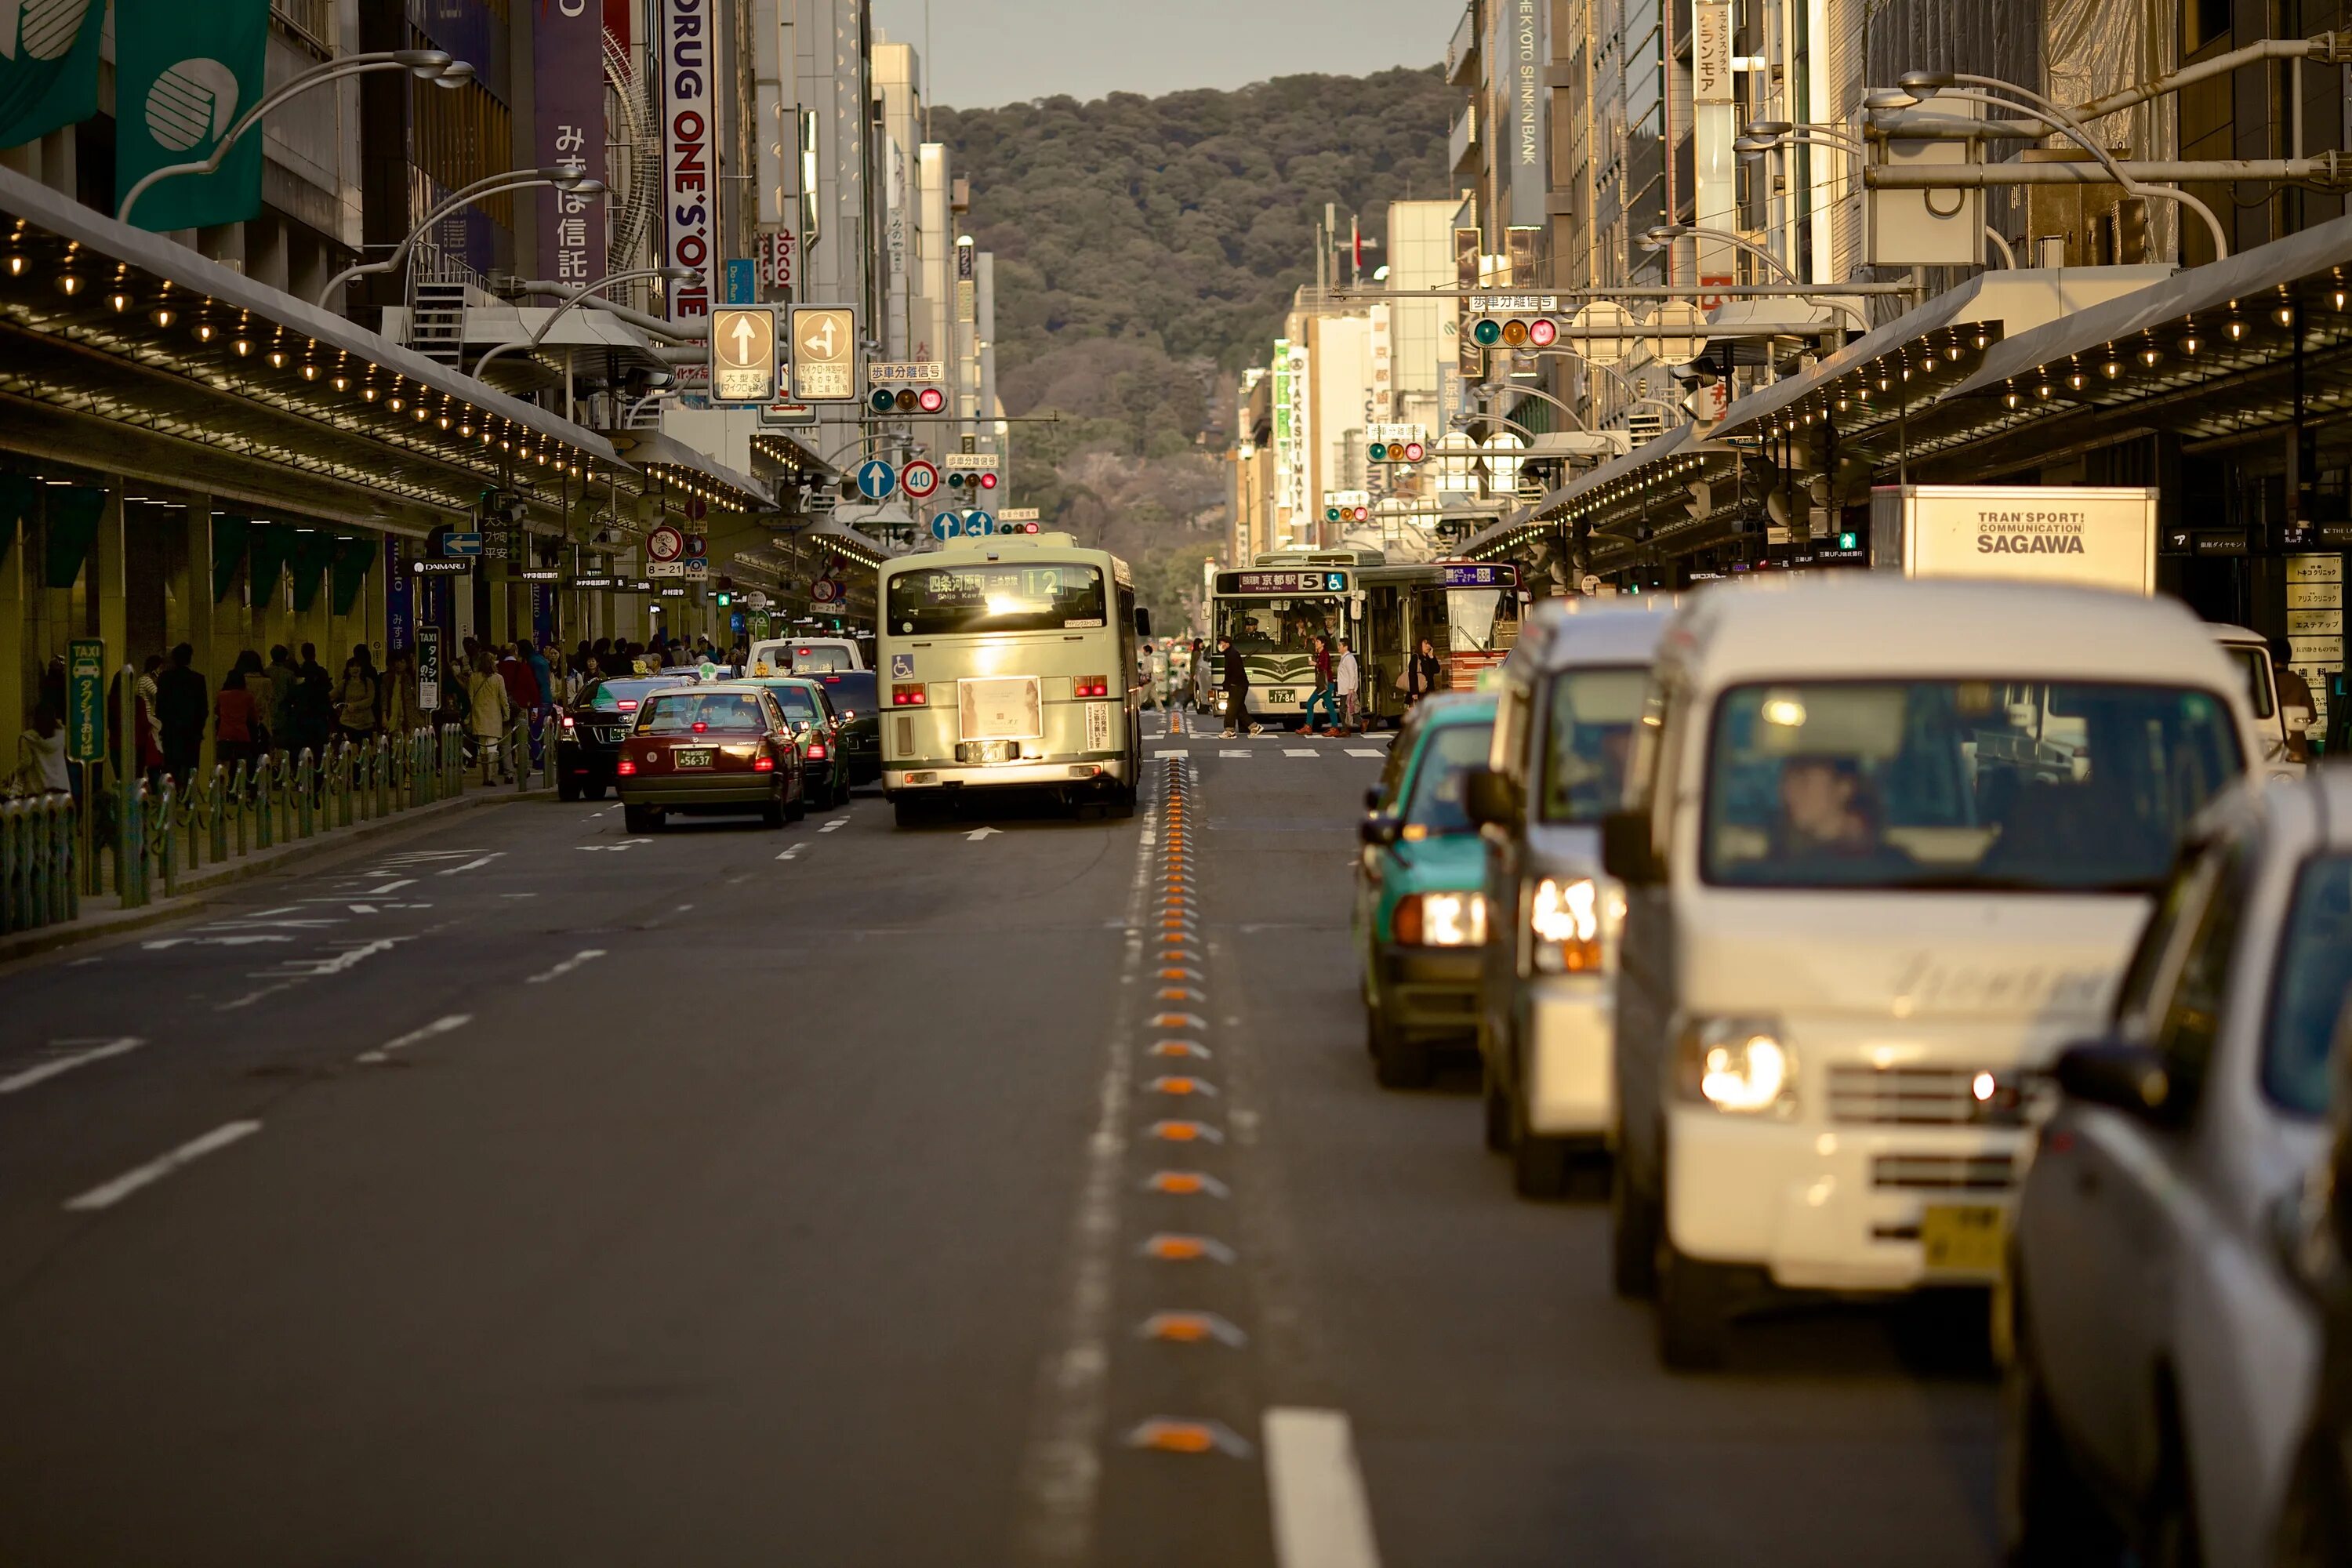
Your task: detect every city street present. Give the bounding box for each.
[0,720,1998,1567]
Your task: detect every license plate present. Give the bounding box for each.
[1267,688,1296,703]
[676,750,713,770]
[1920,1203,2005,1277]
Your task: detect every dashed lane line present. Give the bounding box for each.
[0,1036,146,1096]
[524,949,607,985]
[435,852,506,877]
[354,1014,474,1065]
[1265,1409,1384,1568]
[63,1121,263,1212]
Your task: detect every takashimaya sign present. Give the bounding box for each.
[659,0,720,321]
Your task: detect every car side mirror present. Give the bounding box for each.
[2285,702,2316,733]
[1363,786,1382,813]
[2052,1038,2180,1124]
[1601,809,1661,884]
[1464,768,1516,830]
[1359,815,1402,848]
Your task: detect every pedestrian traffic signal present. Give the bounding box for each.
[1838,531,1860,550]
[1368,440,1428,464]
[866,362,947,416]
[714,590,733,608]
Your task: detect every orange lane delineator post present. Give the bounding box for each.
[1126,1417,1253,1457]
[1139,1232,1236,1264]
[1143,1169,1230,1196]
[1146,1120,1224,1143]
[1138,1311,1249,1348]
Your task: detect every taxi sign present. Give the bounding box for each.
[710,307,779,403]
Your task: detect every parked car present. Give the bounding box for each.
[1354,691,1497,1087]
[555,673,692,801]
[615,683,807,832]
[1604,578,2256,1370]
[2004,771,2352,1566]
[1464,597,1671,1197]
[811,669,880,785]
[739,674,850,810]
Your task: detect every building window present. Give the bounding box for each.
[412,78,516,231]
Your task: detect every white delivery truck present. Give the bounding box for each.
[1871,484,2307,777]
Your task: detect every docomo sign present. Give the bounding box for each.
[659,0,720,321]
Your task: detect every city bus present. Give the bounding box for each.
[1205,550,1523,729]
[877,532,1145,825]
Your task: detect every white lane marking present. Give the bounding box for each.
[776,845,804,861]
[967,826,1004,841]
[354,1014,473,1064]
[436,853,504,877]
[1344,749,1384,758]
[347,879,416,897]
[1221,750,1251,758]
[0,1036,146,1096]
[577,839,652,852]
[500,892,538,898]
[1265,1409,1384,1568]
[64,1120,263,1212]
[820,818,849,832]
[1283,748,1319,757]
[265,938,405,978]
[1154,748,1189,758]
[143,935,295,950]
[525,949,607,985]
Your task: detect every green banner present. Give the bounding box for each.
[0,0,104,152]
[42,484,101,590]
[289,529,336,613]
[248,519,293,603]
[329,535,374,615]
[114,0,269,232]
[210,514,249,602]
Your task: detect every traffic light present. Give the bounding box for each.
[866,365,947,416]
[1367,439,1428,465]
[714,590,733,608]
[1838,531,1860,550]
[1471,318,1559,350]
[978,471,998,492]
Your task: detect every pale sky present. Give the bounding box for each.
[869,0,1446,108]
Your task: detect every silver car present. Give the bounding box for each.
[2005,771,2352,1565]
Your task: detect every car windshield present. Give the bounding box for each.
[1401,720,1496,837]
[2263,854,2352,1116]
[1540,666,1650,823]
[819,671,877,720]
[887,564,1106,636]
[1217,598,1343,655]
[584,677,680,713]
[635,691,771,735]
[1702,679,2241,892]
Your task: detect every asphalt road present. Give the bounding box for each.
[0,712,1998,1566]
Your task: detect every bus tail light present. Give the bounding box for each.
[1074,675,1109,698]
[891,683,927,706]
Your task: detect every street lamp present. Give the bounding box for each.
[471,264,697,419]
[121,51,473,227]
[314,168,604,309]
[1641,223,1801,285]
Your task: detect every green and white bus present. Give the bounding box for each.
[1207,550,1523,729]
[877,532,1145,825]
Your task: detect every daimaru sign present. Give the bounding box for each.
[1870,485,2158,596]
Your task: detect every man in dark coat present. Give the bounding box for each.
[152,642,208,787]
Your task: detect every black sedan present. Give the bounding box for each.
[810,670,880,786]
[556,674,692,801]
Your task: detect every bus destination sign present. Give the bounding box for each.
[1217,570,1347,594]
[1441,563,1518,589]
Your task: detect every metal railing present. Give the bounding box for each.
[1,701,537,937]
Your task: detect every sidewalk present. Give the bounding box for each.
[0,782,553,967]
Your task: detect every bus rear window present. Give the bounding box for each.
[887,564,1106,636]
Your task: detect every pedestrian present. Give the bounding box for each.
[463,649,513,781]
[1335,637,1361,735]
[1217,633,1256,739]
[1303,633,1338,735]
[153,641,209,788]
[382,648,421,736]
[213,659,261,779]
[334,644,381,748]
[1405,637,1444,704]
[290,642,334,761]
[266,644,299,752]
[10,698,69,798]
[136,652,163,741]
[107,666,165,781]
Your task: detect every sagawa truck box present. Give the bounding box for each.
[1869,485,2157,596]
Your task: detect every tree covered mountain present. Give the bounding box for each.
[930,66,1454,619]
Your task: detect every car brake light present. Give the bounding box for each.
[691,720,707,733]
[618,699,637,711]
[617,759,637,775]
[808,742,828,760]
[892,683,926,706]
[753,753,775,772]
[561,714,575,731]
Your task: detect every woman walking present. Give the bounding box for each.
[213,654,263,779]
[381,648,421,737]
[336,645,381,747]
[463,650,513,782]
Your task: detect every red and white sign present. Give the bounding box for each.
[646,525,687,563]
[901,460,940,499]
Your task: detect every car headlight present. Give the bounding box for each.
[1392,891,1487,947]
[1528,876,1604,973]
[1674,1018,1794,1114]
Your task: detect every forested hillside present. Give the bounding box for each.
[930,67,1453,616]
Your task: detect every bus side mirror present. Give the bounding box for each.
[1134,607,1152,638]
[1602,810,1661,884]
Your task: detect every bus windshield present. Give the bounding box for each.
[1217,597,1344,654]
[887,564,1106,637]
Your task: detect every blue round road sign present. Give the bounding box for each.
[856,459,897,502]
[930,514,956,541]
[966,510,994,535]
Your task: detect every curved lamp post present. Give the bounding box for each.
[471,264,697,380]
[121,51,474,227]
[315,167,603,309]
[1641,221,1802,285]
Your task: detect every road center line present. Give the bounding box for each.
[1265,1408,1384,1568]
[776,845,804,861]
[526,949,606,985]
[0,1036,147,1096]
[64,1121,263,1212]
[354,1014,473,1063]
[435,853,504,877]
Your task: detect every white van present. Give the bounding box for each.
[1603,577,2258,1369]
[746,637,864,677]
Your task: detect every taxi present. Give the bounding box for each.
[1354,691,1499,1087]
[735,673,851,810]
[615,683,808,833]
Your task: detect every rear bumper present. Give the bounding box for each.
[886,753,1129,792]
[1374,946,1481,1038]
[618,774,784,808]
[556,743,621,779]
